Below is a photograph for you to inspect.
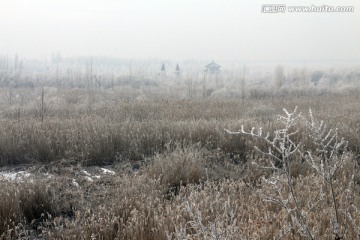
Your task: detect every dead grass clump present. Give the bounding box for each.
[219,133,247,164]
[0,180,55,238]
[0,182,21,236]
[148,144,207,196]
[165,179,290,240]
[17,182,53,224]
[45,173,167,240]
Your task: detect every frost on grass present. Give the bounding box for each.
[225,107,360,240]
[101,168,115,175]
[0,171,32,182]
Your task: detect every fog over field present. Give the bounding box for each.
[0,0,359,61]
[0,1,360,240]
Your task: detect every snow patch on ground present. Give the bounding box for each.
[0,166,116,183]
[101,168,115,175]
[0,171,32,182]
[84,176,93,182]
[72,179,79,187]
[82,170,91,176]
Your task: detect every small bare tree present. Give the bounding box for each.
[226,107,313,239]
[40,86,46,123]
[226,107,359,239]
[274,65,285,89]
[302,109,348,239]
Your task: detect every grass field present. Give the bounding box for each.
[1,0,360,237]
[0,83,359,239]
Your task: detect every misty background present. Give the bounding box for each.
[1,0,359,62]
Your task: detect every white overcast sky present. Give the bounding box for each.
[0,0,359,61]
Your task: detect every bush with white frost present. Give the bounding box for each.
[226,107,360,239]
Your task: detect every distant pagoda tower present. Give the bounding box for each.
[204,60,221,74]
[175,63,180,76]
[204,60,222,89]
[159,63,166,80]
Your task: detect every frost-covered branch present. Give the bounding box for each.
[302,109,349,239]
[225,107,314,239]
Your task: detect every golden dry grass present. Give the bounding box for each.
[2,155,359,239]
[0,88,359,166]
[0,87,359,239]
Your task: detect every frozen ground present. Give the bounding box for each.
[0,165,117,183]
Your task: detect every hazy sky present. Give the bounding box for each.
[0,0,359,61]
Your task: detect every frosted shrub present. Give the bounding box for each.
[226,107,360,239]
[302,109,348,239]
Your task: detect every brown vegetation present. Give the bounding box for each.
[0,87,360,239]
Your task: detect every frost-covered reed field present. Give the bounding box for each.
[0,59,360,239]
